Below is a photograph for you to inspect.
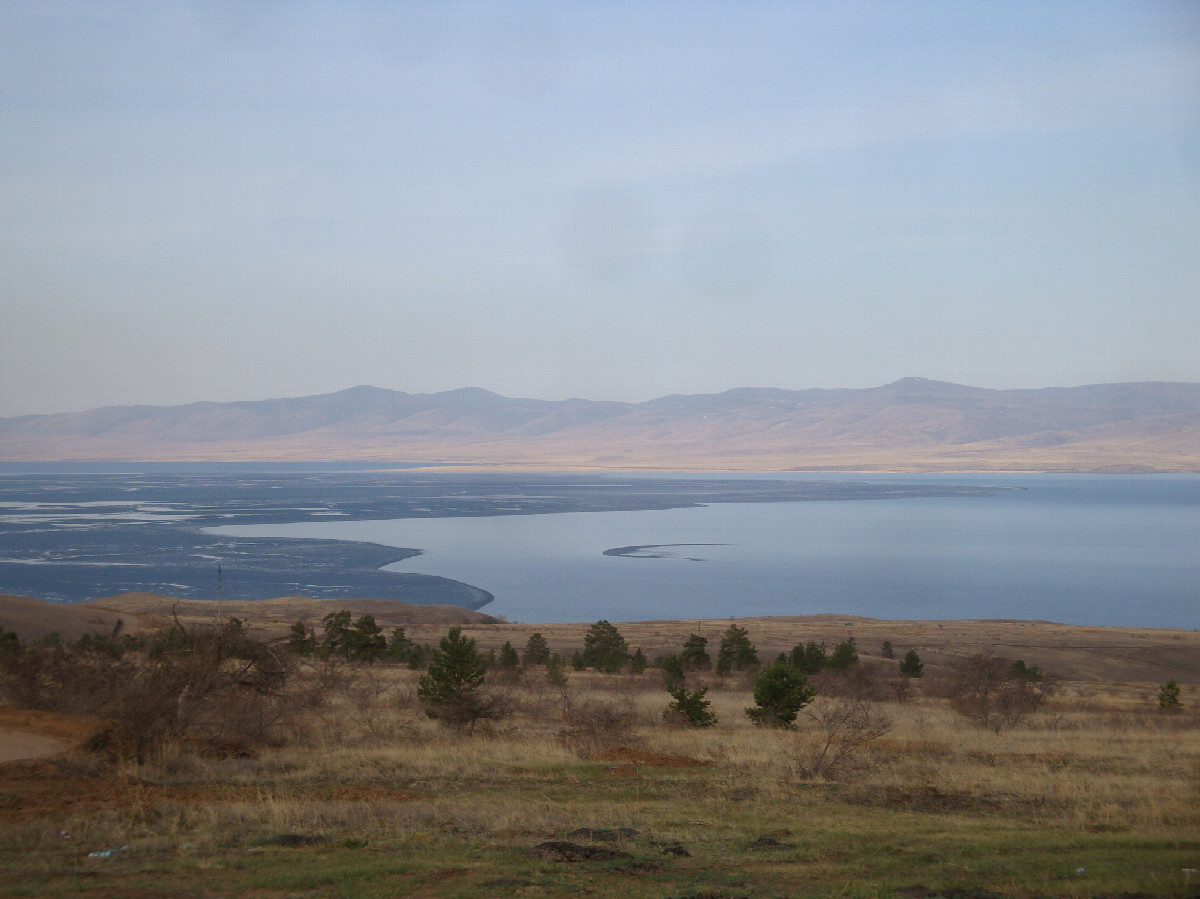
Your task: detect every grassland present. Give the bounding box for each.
[1,613,1198,898]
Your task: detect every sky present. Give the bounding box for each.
[1,1,1198,417]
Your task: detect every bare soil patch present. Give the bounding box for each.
[0,729,68,764]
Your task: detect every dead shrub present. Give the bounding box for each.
[79,622,293,765]
[0,642,132,714]
[938,652,1056,731]
[790,697,893,782]
[557,699,636,756]
[811,661,890,702]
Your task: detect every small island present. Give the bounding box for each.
[603,543,727,561]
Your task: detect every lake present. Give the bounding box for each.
[210,473,1200,628]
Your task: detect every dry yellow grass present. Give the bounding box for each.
[162,661,1198,838]
[3,614,1198,896]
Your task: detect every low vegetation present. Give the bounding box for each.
[0,616,1197,897]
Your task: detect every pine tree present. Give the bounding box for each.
[680,633,712,670]
[346,614,386,662]
[746,659,815,728]
[666,683,717,727]
[630,647,648,674]
[417,627,488,728]
[285,621,316,657]
[522,632,551,667]
[581,620,630,673]
[658,653,686,689]
[386,626,412,663]
[828,638,859,671]
[319,609,353,657]
[545,653,569,689]
[899,649,924,678]
[789,640,828,674]
[498,641,520,671]
[716,624,758,674]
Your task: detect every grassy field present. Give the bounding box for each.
[1,615,1198,898]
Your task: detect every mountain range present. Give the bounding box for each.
[3,378,1199,471]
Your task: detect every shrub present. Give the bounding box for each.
[746,659,815,729]
[86,621,293,764]
[813,660,889,702]
[1008,659,1042,682]
[792,697,892,781]
[558,699,636,755]
[1158,679,1182,712]
[665,683,717,727]
[0,625,22,656]
[942,651,1054,731]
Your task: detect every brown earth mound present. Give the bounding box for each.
[0,594,138,642]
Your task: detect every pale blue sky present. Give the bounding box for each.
[2,1,1197,416]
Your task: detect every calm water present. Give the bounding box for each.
[208,474,1200,628]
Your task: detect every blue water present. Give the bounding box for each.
[210,474,1200,628]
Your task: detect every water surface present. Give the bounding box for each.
[212,474,1200,627]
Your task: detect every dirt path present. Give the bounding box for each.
[0,728,69,763]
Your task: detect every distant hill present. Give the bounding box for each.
[2,378,1198,471]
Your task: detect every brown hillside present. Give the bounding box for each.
[83,592,503,637]
[0,594,138,642]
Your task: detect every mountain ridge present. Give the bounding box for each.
[2,379,1198,471]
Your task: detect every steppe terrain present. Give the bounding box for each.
[1,593,1197,897]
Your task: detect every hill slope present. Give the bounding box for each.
[2,379,1198,471]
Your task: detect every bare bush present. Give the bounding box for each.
[811,661,890,702]
[791,697,892,782]
[939,652,1055,731]
[557,699,636,756]
[0,641,135,714]
[80,623,293,764]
